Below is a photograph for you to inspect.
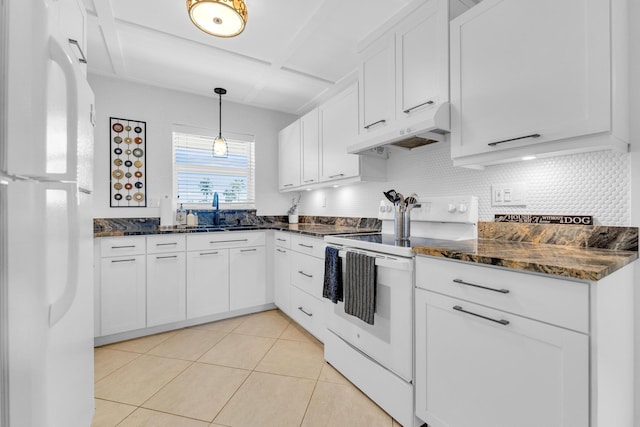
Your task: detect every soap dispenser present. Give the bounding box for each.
[176,203,187,225]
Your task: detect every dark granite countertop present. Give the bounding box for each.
[94,222,380,238]
[413,223,639,281]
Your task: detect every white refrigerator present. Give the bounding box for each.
[1,0,96,426]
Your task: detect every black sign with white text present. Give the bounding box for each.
[494,214,593,225]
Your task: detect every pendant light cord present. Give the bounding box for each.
[218,91,222,139]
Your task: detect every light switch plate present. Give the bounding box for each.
[492,183,527,206]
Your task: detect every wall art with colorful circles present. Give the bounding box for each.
[110,117,147,207]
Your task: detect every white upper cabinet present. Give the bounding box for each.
[450,0,628,167]
[320,83,361,182]
[278,120,301,190]
[359,35,396,139]
[349,0,464,154]
[301,109,320,185]
[395,0,449,130]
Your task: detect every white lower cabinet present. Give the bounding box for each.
[415,255,635,427]
[288,234,326,342]
[229,246,267,311]
[290,285,325,342]
[100,254,146,336]
[146,251,186,327]
[186,249,229,319]
[415,289,588,427]
[273,232,291,316]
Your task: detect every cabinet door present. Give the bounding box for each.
[450,0,610,159]
[301,109,319,185]
[186,249,229,319]
[100,255,146,335]
[415,289,589,427]
[278,120,301,190]
[396,0,449,128]
[273,247,291,316]
[146,252,186,327]
[229,246,267,310]
[359,35,395,136]
[320,83,360,182]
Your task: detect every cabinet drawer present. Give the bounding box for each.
[291,252,324,299]
[187,231,265,251]
[100,236,145,257]
[274,231,291,249]
[290,286,325,342]
[290,234,325,259]
[415,256,589,333]
[146,234,186,254]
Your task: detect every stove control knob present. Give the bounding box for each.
[447,203,457,213]
[458,203,468,213]
[379,206,385,213]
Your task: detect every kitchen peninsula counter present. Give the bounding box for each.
[412,222,638,281]
[93,216,380,238]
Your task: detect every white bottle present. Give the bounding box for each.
[186,210,196,227]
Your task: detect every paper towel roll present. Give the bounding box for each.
[160,195,174,227]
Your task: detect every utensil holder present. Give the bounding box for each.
[394,209,410,240]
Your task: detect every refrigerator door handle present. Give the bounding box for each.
[49,184,79,326]
[47,36,79,181]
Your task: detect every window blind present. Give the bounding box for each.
[173,131,255,207]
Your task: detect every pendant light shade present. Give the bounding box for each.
[186,0,248,38]
[213,87,228,157]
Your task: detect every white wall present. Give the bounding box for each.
[298,143,630,225]
[88,74,296,218]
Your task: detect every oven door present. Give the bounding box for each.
[325,248,414,382]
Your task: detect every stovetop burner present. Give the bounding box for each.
[325,233,448,257]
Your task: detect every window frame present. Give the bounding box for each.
[172,124,256,210]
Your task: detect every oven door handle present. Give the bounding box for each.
[337,249,413,271]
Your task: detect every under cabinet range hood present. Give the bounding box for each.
[347,102,450,155]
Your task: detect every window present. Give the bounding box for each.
[173,128,255,208]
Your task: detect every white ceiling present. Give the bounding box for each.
[84,0,424,115]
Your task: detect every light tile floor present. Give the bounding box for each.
[92,309,402,427]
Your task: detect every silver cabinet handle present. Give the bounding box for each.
[363,119,386,130]
[210,239,249,244]
[487,133,540,147]
[199,251,219,256]
[276,238,287,242]
[328,173,345,179]
[68,39,87,64]
[453,305,509,326]
[403,100,434,114]
[156,255,178,259]
[111,258,136,263]
[298,243,314,249]
[297,270,313,278]
[111,245,136,249]
[240,248,257,252]
[304,179,315,183]
[276,248,287,253]
[298,306,313,317]
[453,279,509,294]
[156,242,178,246]
[283,184,294,187]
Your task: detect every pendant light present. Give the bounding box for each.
[213,87,228,157]
[186,0,248,38]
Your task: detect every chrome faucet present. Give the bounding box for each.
[212,192,220,226]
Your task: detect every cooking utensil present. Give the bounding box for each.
[383,189,399,204]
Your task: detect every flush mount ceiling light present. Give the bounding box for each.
[186,0,248,38]
[213,87,228,157]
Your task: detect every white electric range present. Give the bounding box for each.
[323,196,478,427]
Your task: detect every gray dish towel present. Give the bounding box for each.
[323,246,343,303]
[344,251,376,325]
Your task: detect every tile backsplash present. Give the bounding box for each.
[298,142,630,226]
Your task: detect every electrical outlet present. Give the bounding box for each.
[322,196,327,208]
[492,183,527,206]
